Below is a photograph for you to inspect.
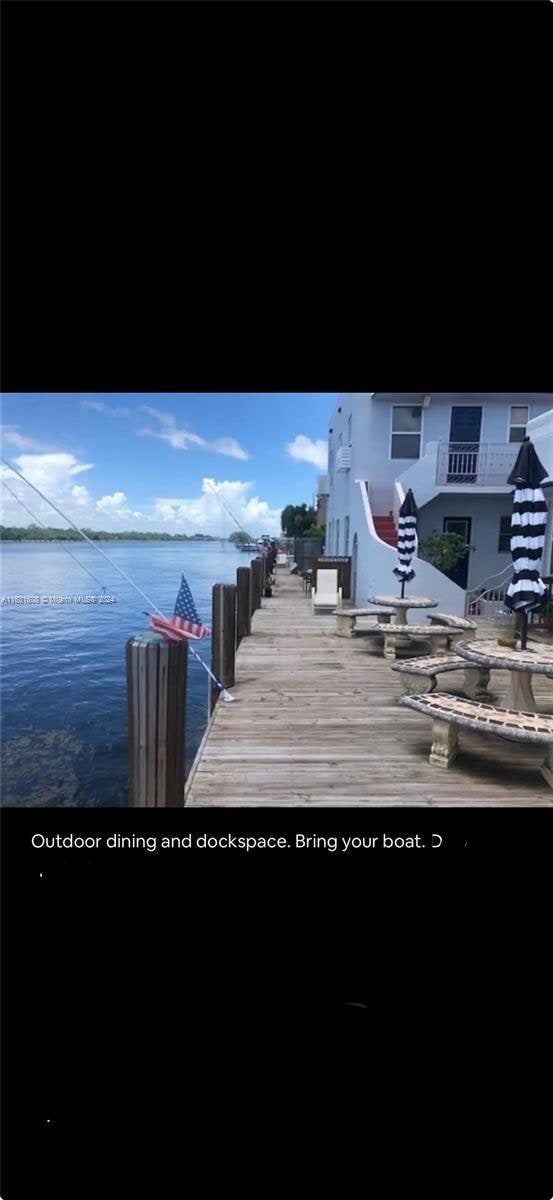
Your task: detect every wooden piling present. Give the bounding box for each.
[236,567,252,644]
[126,633,187,807]
[251,557,263,611]
[211,583,237,713]
[249,560,257,616]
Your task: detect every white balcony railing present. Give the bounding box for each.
[436,442,518,486]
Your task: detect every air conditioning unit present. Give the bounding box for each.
[336,447,351,471]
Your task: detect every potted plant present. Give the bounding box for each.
[264,573,275,598]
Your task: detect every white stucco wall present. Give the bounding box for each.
[325,395,553,606]
[527,408,553,478]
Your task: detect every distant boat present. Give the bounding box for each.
[238,542,259,552]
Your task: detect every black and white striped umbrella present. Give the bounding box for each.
[504,437,547,621]
[393,488,418,590]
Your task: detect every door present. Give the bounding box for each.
[448,406,482,481]
[443,518,472,590]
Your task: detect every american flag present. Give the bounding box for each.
[149,574,211,642]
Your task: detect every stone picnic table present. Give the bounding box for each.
[454,639,553,713]
[367,594,438,626]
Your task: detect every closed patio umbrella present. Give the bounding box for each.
[504,436,548,651]
[393,488,418,598]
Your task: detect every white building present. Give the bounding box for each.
[321,393,553,615]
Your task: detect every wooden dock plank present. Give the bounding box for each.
[185,572,553,807]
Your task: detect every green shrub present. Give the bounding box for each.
[418,531,473,574]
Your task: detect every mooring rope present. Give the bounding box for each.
[1,456,234,700]
[205,479,253,541]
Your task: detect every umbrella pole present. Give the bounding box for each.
[519,611,528,651]
[400,578,406,599]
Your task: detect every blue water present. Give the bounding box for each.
[0,542,242,806]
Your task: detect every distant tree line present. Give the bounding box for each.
[0,524,221,543]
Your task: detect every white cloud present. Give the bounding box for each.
[1,426,55,452]
[286,435,328,470]
[210,437,249,461]
[82,400,131,418]
[70,484,92,507]
[138,426,206,451]
[137,406,249,459]
[138,405,205,448]
[139,405,177,426]
[0,453,149,534]
[7,453,94,493]
[0,452,279,539]
[95,491,128,513]
[152,478,281,536]
[0,453,96,530]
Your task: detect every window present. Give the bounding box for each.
[498,516,511,553]
[344,515,350,557]
[391,406,422,459]
[509,405,529,443]
[338,432,343,449]
[335,519,340,554]
[347,414,352,445]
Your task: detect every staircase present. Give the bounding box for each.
[373,512,397,547]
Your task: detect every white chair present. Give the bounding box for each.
[277,552,287,567]
[312,569,342,613]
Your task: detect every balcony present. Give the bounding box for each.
[336,446,351,471]
[436,442,518,487]
[317,474,330,496]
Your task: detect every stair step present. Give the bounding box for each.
[373,514,397,548]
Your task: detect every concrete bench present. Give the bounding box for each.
[400,691,553,787]
[360,623,469,658]
[333,608,394,637]
[427,612,477,631]
[391,653,491,700]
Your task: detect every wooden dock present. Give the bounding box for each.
[185,571,553,807]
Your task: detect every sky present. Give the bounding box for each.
[0,394,336,536]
